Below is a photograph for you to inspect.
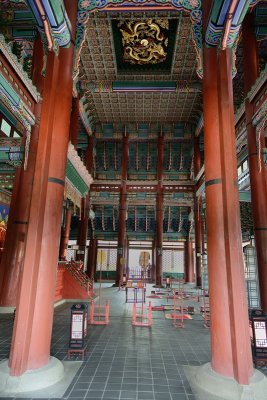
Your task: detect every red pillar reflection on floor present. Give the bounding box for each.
[115,133,129,285]
[8,0,77,376]
[156,132,164,287]
[243,14,267,312]
[203,45,253,384]
[0,35,44,307]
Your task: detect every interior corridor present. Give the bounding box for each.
[1,283,266,400]
[0,283,209,400]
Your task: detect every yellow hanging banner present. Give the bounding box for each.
[97,250,106,265]
[139,251,150,268]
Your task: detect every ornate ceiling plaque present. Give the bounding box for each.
[118,19,169,65]
[112,18,178,74]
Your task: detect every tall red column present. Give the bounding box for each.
[76,196,89,263]
[194,199,202,287]
[124,237,129,278]
[115,133,129,285]
[69,97,80,149]
[184,240,194,283]
[86,238,96,280]
[86,136,94,174]
[202,45,253,384]
[151,239,156,283]
[194,136,202,172]
[59,207,72,260]
[156,133,164,286]
[8,0,77,376]
[76,136,94,263]
[194,137,203,287]
[60,93,80,261]
[59,93,80,261]
[0,35,44,307]
[86,239,92,276]
[0,169,21,305]
[93,239,98,281]
[243,15,267,312]
[201,214,206,254]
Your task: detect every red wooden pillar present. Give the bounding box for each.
[184,240,194,283]
[85,239,92,276]
[115,133,129,285]
[156,133,164,287]
[243,15,267,312]
[87,239,97,279]
[0,169,21,305]
[183,240,187,281]
[87,238,95,280]
[76,136,94,263]
[93,239,98,281]
[126,239,130,278]
[194,210,202,287]
[69,97,79,149]
[59,93,80,261]
[194,137,202,287]
[124,237,129,278]
[0,35,44,307]
[8,49,59,376]
[151,239,156,282]
[76,196,89,263]
[201,214,206,254]
[194,136,202,172]
[86,136,94,174]
[202,44,253,384]
[156,193,163,286]
[8,0,77,376]
[59,208,72,260]
[194,199,202,286]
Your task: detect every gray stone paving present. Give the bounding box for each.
[0,282,266,399]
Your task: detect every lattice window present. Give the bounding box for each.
[84,247,88,271]
[162,250,184,274]
[66,249,75,261]
[163,250,172,272]
[96,248,117,271]
[244,245,260,309]
[109,248,117,271]
[202,253,209,290]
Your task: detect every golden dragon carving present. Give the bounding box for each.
[119,19,168,65]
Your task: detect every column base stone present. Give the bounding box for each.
[186,363,267,400]
[0,306,16,314]
[0,356,64,394]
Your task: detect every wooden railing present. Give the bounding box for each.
[59,260,94,295]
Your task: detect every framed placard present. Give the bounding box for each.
[250,309,267,366]
[71,314,83,339]
[69,303,88,349]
